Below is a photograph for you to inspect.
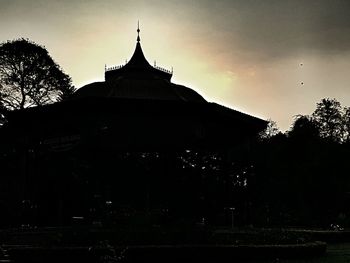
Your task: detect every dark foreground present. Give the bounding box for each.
[0,242,326,263]
[9,227,350,262]
[284,243,350,263]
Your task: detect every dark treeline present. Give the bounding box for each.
[251,98,350,228]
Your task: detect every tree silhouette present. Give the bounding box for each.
[312,98,343,142]
[0,38,75,122]
[288,115,319,139]
[258,119,280,140]
[342,107,350,143]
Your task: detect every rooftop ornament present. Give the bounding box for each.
[105,22,173,76]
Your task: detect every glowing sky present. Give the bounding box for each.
[1,0,350,131]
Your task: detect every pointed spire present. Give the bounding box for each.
[137,20,140,42]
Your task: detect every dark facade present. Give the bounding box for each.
[0,28,267,227]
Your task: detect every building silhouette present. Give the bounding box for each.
[0,26,266,227]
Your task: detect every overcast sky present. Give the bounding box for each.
[1,0,350,131]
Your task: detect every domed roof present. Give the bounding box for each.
[74,78,206,102]
[73,26,206,103]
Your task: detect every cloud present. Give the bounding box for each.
[175,0,350,61]
[3,0,350,60]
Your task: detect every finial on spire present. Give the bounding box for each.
[137,20,140,42]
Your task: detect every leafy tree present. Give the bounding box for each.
[253,98,350,227]
[312,98,343,142]
[288,115,319,139]
[0,38,75,120]
[259,119,280,140]
[342,107,350,143]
